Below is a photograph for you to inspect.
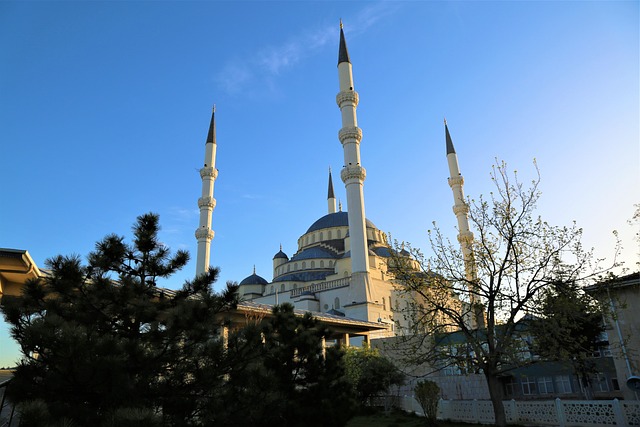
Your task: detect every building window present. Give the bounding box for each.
[294,263,298,270]
[538,376,554,394]
[302,261,306,269]
[281,284,285,292]
[504,377,518,396]
[320,232,323,241]
[293,284,298,290]
[555,375,572,394]
[311,261,315,268]
[320,260,324,268]
[270,286,274,294]
[612,378,620,390]
[335,297,340,309]
[593,373,609,392]
[287,265,290,272]
[328,230,332,239]
[521,376,537,395]
[337,230,341,238]
[382,297,386,310]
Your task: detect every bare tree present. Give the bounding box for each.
[388,161,618,427]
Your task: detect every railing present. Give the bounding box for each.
[393,395,640,426]
[0,379,16,427]
[290,277,351,298]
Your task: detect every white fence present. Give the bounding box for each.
[397,396,640,426]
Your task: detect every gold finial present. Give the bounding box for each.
[213,104,216,113]
[340,19,343,29]
[444,117,447,125]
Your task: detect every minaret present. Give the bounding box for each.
[337,21,369,274]
[328,168,337,214]
[445,120,484,329]
[195,107,218,276]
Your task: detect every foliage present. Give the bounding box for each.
[211,303,356,427]
[2,213,239,426]
[414,380,440,426]
[344,345,405,407]
[389,161,617,427]
[530,280,605,398]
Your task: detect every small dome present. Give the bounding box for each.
[273,249,288,260]
[239,273,268,286]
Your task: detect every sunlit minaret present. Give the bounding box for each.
[337,22,369,275]
[445,120,484,328]
[195,107,218,276]
[328,168,337,214]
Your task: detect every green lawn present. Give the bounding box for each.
[346,410,478,427]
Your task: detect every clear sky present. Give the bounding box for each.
[1,1,638,367]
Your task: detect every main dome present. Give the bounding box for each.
[305,212,377,234]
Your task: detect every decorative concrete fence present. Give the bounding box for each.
[397,395,640,426]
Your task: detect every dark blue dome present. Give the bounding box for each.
[306,212,377,233]
[290,246,339,261]
[273,250,288,260]
[239,273,268,286]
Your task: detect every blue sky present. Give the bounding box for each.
[1,1,638,367]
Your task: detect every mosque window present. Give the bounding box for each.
[337,230,341,238]
[294,263,298,270]
[305,236,309,245]
[293,284,298,290]
[319,232,323,241]
[335,297,340,309]
[302,261,306,269]
[287,265,290,272]
[281,284,285,292]
[312,234,316,243]
[382,297,386,310]
[320,260,324,268]
[328,230,332,239]
[270,286,274,294]
[311,261,315,268]
[343,271,348,277]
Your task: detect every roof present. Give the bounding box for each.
[273,249,288,260]
[445,121,455,155]
[206,107,216,144]
[306,212,377,234]
[338,24,350,65]
[239,273,268,286]
[290,246,339,261]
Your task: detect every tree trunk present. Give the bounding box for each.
[485,371,507,427]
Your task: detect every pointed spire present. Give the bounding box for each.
[253,264,256,275]
[206,105,216,145]
[445,118,456,155]
[328,167,335,199]
[338,200,343,211]
[338,20,351,65]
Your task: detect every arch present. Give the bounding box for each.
[294,263,298,270]
[311,261,315,268]
[280,284,285,292]
[293,284,298,290]
[287,265,290,272]
[320,260,324,268]
[302,261,306,269]
[328,230,332,239]
[319,232,323,241]
[343,271,348,277]
[337,229,341,238]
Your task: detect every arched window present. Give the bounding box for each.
[320,260,324,268]
[270,286,274,294]
[294,263,298,270]
[343,271,348,277]
[287,265,290,272]
[382,297,386,311]
[319,232,323,241]
[281,284,285,292]
[335,297,341,309]
[293,284,298,290]
[328,230,332,239]
[337,230,341,238]
[305,236,309,245]
[311,261,315,268]
[302,261,306,269]
[312,234,315,243]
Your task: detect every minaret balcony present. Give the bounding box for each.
[336,90,359,107]
[341,164,366,184]
[338,126,362,144]
[198,196,216,210]
[195,228,215,241]
[200,167,219,179]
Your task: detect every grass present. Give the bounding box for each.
[346,409,482,427]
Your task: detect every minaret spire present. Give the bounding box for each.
[336,22,369,276]
[445,120,484,329]
[195,106,218,276]
[328,167,337,214]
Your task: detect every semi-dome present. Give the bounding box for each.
[239,273,268,286]
[306,211,377,234]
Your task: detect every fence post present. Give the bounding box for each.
[612,399,625,426]
[555,398,565,427]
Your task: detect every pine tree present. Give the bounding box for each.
[2,213,238,426]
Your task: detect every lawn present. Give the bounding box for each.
[347,410,479,427]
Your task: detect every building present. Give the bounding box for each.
[195,24,469,340]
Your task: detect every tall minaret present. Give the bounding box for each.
[337,21,369,274]
[445,120,483,328]
[195,107,218,277]
[328,168,337,214]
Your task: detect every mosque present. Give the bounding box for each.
[193,23,473,339]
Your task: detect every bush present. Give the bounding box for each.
[414,380,440,426]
